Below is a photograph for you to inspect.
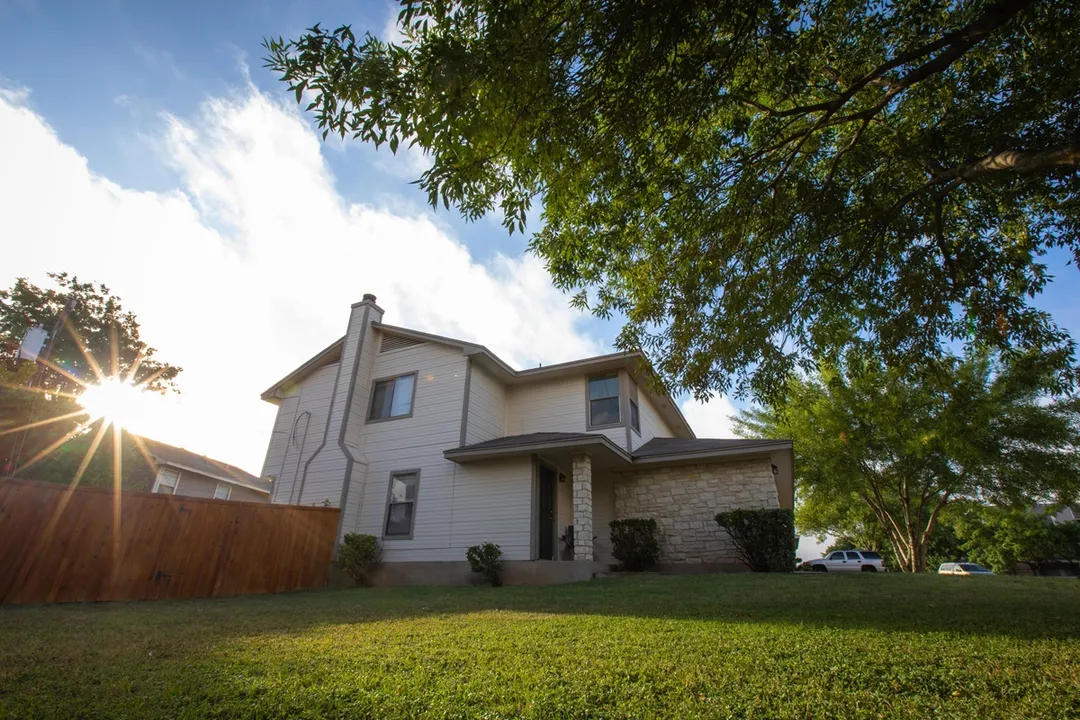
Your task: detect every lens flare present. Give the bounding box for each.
[78,377,150,429]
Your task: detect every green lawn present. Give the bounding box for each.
[1,575,1078,719]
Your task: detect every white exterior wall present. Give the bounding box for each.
[297,302,381,509]
[259,394,299,486]
[632,391,674,451]
[505,375,628,449]
[347,342,534,561]
[262,363,340,506]
[465,363,506,444]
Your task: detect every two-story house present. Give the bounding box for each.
[258,294,793,584]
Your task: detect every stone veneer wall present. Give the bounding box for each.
[613,460,779,564]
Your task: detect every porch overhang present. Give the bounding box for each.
[443,432,632,468]
[444,435,795,511]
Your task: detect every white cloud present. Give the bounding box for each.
[0,83,601,474]
[381,3,407,45]
[679,395,740,438]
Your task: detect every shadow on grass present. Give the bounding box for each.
[3,573,1078,643]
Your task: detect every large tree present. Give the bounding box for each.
[735,349,1080,572]
[0,273,181,487]
[265,0,1080,399]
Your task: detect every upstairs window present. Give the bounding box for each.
[214,483,232,501]
[588,373,621,427]
[630,400,640,434]
[154,468,179,495]
[384,471,420,538]
[368,372,417,421]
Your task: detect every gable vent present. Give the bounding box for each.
[380,333,425,354]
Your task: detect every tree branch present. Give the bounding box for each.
[933,143,1080,183]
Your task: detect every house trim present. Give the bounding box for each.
[336,303,373,547]
[632,441,792,466]
[445,434,633,465]
[262,324,696,439]
[458,357,473,447]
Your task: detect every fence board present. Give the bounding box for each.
[0,478,339,604]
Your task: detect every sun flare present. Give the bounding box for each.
[78,377,150,430]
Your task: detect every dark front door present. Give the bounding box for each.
[538,465,556,560]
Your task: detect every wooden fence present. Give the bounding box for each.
[0,478,340,605]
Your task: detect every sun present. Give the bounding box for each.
[78,377,150,429]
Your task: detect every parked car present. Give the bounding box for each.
[804,550,888,573]
[938,562,994,576]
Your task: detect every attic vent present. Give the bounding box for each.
[380,334,425,353]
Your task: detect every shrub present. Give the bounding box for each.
[466,542,504,586]
[338,533,382,586]
[609,518,661,571]
[715,509,796,572]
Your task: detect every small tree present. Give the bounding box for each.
[338,533,381,586]
[609,519,661,571]
[716,509,796,572]
[466,542,504,586]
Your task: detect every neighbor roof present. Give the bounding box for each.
[260,321,694,438]
[140,438,270,494]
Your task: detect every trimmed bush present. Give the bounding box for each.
[466,542,504,586]
[715,509,797,572]
[338,533,382,586]
[609,518,661,571]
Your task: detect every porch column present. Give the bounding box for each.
[572,453,593,561]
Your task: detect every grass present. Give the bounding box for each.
[1,574,1078,719]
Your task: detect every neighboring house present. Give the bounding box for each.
[1034,503,1078,525]
[142,438,271,503]
[258,294,793,582]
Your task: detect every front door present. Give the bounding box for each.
[538,465,556,560]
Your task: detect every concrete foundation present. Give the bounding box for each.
[328,560,607,588]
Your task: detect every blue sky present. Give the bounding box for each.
[2,1,1078,560]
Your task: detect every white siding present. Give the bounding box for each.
[634,391,674,450]
[447,459,533,560]
[350,343,479,560]
[172,470,268,503]
[337,322,385,535]
[265,363,340,506]
[260,394,299,485]
[505,375,628,449]
[465,363,506,444]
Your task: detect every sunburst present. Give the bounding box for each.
[3,321,170,572]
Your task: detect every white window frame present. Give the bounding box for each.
[214,483,232,501]
[153,468,180,495]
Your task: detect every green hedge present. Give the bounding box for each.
[339,533,382,586]
[466,542,505,586]
[715,509,796,572]
[609,518,661,571]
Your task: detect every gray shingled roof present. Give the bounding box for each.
[446,433,789,462]
[632,437,789,459]
[447,432,601,453]
[140,438,270,494]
